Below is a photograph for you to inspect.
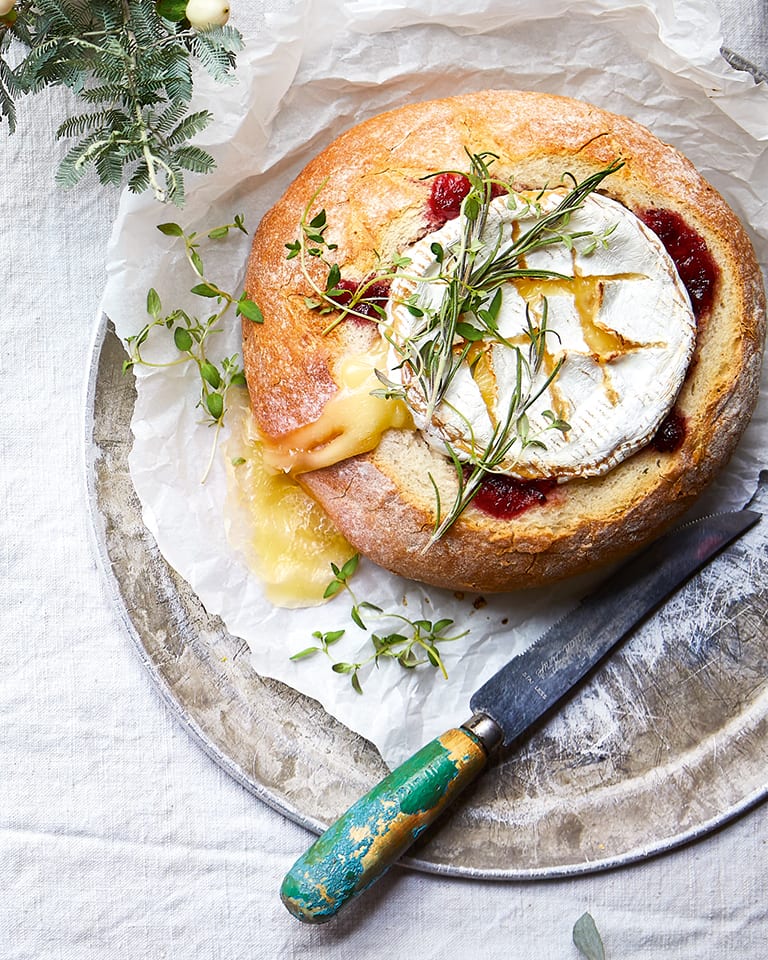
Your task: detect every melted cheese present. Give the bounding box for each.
[261,339,412,474]
[385,191,696,480]
[224,392,354,608]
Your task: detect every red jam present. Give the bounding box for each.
[429,173,472,223]
[639,208,718,320]
[330,278,391,321]
[652,410,687,453]
[472,474,555,520]
[428,173,506,227]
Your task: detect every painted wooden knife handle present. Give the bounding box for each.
[280,726,489,923]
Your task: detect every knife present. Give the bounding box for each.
[280,506,760,923]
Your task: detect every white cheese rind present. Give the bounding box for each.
[383,191,696,480]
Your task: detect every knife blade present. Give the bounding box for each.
[280,507,760,923]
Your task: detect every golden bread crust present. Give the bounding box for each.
[243,90,765,592]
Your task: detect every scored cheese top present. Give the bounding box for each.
[384,190,697,480]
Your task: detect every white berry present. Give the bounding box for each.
[185,0,230,28]
[0,0,17,16]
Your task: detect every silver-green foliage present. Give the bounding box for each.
[0,0,243,203]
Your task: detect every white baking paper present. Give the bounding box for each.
[100,0,768,767]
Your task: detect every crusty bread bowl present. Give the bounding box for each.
[243,89,765,593]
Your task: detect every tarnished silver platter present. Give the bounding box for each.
[85,315,768,879]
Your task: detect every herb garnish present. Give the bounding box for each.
[285,182,408,332]
[123,213,262,480]
[286,153,623,543]
[290,555,468,694]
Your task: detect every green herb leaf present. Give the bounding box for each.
[174,327,193,352]
[200,362,221,389]
[340,554,360,580]
[323,579,344,600]
[236,297,264,323]
[325,264,341,292]
[205,392,224,420]
[157,222,184,237]
[147,288,162,318]
[290,646,320,661]
[309,210,327,230]
[455,322,486,342]
[351,606,367,630]
[190,249,204,277]
[573,913,605,960]
[191,282,220,298]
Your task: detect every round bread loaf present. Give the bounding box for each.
[243,90,765,593]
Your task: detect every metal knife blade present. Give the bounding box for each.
[280,506,760,923]
[470,507,760,745]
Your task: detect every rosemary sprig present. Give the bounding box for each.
[123,214,262,481]
[403,154,624,423]
[428,300,569,543]
[392,154,622,541]
[290,555,468,694]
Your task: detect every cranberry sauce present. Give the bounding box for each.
[428,173,506,227]
[652,410,687,453]
[472,474,556,520]
[428,173,472,223]
[329,277,391,322]
[639,208,718,320]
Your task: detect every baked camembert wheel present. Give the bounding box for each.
[242,90,765,593]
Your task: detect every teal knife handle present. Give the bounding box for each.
[280,726,488,923]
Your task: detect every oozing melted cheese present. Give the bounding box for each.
[262,339,412,474]
[225,391,355,607]
[385,191,696,480]
[230,341,411,607]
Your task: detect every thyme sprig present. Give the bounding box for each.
[285,182,412,334]
[290,555,468,694]
[1,0,243,202]
[123,214,262,481]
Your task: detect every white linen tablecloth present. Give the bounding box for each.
[1,2,766,958]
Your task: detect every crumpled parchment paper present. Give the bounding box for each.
[100,0,768,767]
